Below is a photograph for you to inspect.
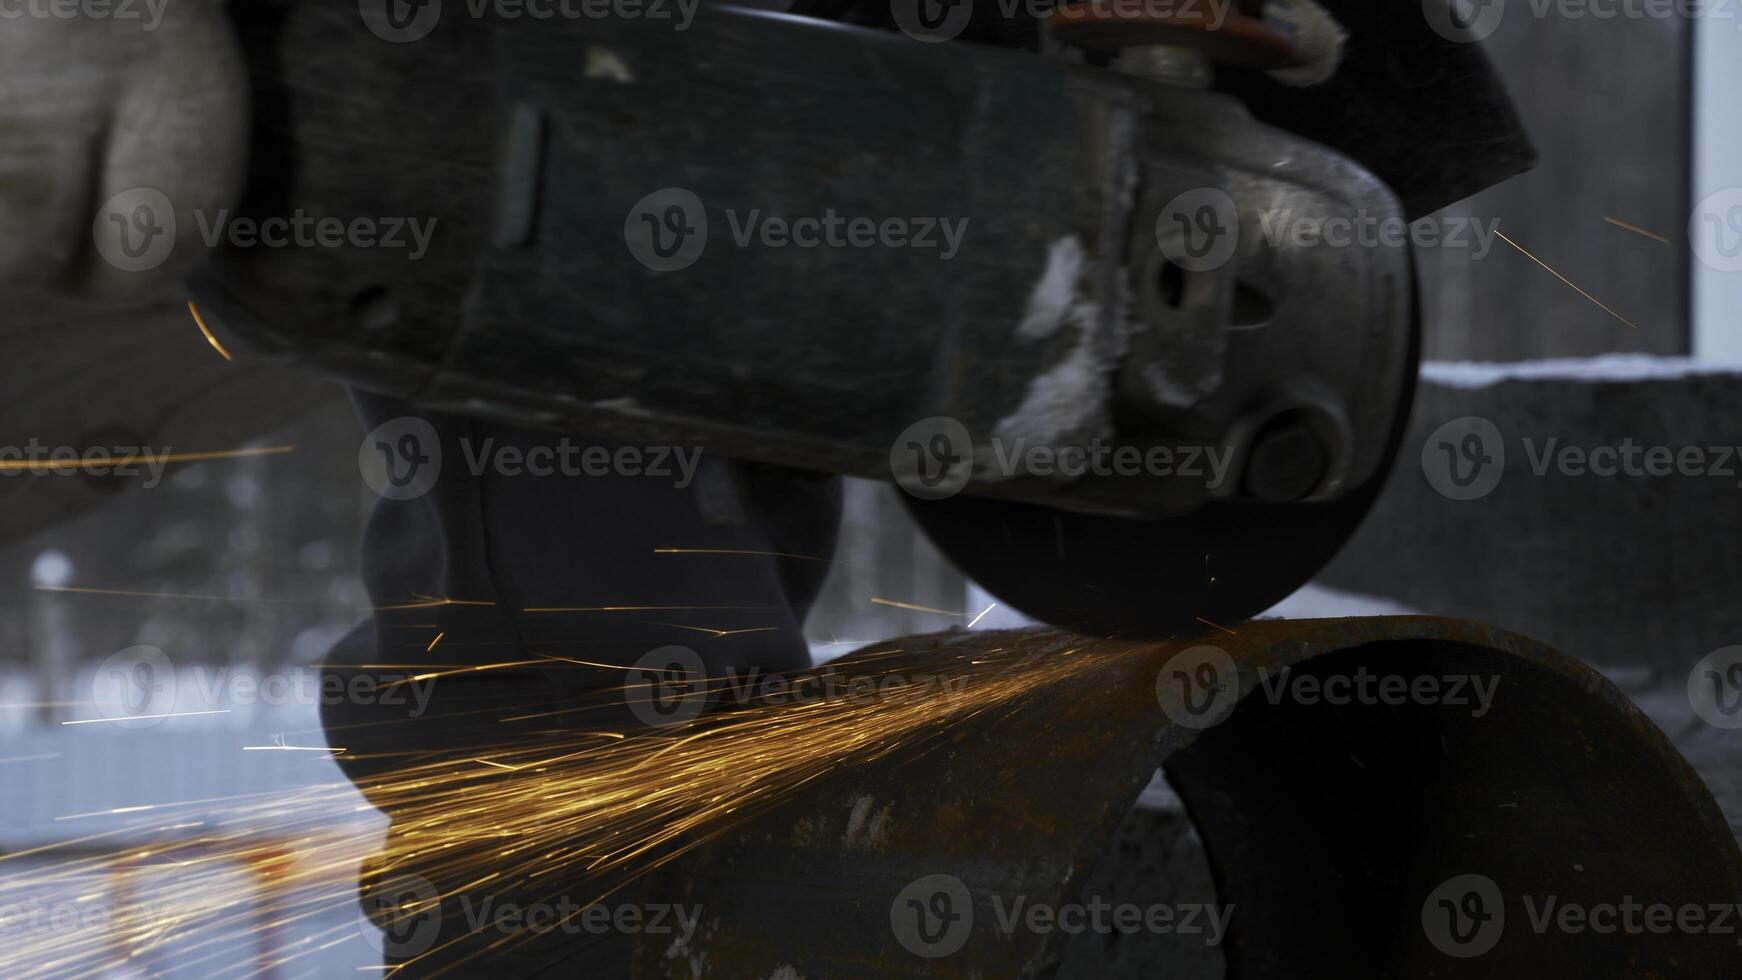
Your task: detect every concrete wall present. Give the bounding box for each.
[1320,361,1742,673]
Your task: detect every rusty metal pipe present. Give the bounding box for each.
[631,618,1742,977]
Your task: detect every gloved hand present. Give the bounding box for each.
[0,0,247,306]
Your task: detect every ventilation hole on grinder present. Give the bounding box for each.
[1157,259,1187,310]
[1229,281,1274,329]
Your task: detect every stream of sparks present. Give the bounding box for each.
[0,637,1134,978]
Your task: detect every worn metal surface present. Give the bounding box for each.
[195,3,1411,523]
[636,617,1742,977]
[769,0,1537,220]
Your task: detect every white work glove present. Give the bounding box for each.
[0,0,247,307]
[0,7,337,552]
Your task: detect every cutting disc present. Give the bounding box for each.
[905,274,1420,639]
